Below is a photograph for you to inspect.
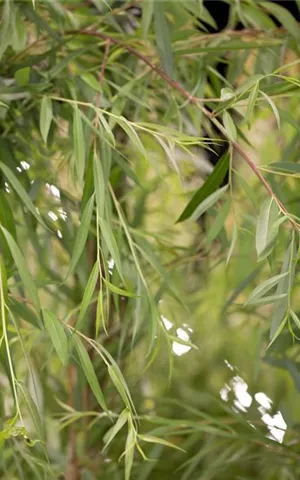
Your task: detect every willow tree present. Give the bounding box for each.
[1,1,300,479]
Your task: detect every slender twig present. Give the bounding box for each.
[65,29,299,229]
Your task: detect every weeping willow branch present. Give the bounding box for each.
[66,28,299,229]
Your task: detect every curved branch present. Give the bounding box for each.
[66,29,299,228]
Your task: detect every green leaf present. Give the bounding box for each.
[124,427,136,480]
[138,434,185,452]
[8,297,41,330]
[108,364,135,413]
[0,191,17,267]
[245,293,287,307]
[73,335,109,414]
[40,97,53,144]
[260,91,280,129]
[263,2,300,40]
[0,162,47,229]
[14,67,30,86]
[95,290,104,337]
[43,309,68,366]
[255,198,279,259]
[68,195,94,276]
[177,151,229,222]
[102,278,136,297]
[222,111,237,141]
[268,314,288,350]
[154,1,173,77]
[226,223,238,265]
[245,272,289,306]
[242,4,275,30]
[17,383,43,440]
[290,310,300,330]
[266,162,300,174]
[1,227,41,316]
[142,0,154,39]
[81,73,102,92]
[270,236,296,341]
[99,218,123,280]
[190,185,228,222]
[244,82,259,124]
[77,262,99,329]
[93,150,105,219]
[73,105,85,186]
[103,409,128,451]
[117,118,147,160]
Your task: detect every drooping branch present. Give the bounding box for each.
[65,28,299,228]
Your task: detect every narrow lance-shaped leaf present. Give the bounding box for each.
[142,0,154,39]
[73,335,109,415]
[206,199,231,244]
[124,426,136,480]
[40,97,53,144]
[43,309,68,366]
[1,227,41,316]
[117,118,147,160]
[245,272,289,305]
[138,434,185,452]
[73,105,85,186]
[177,151,229,222]
[77,262,99,329]
[263,2,300,40]
[190,185,228,222]
[108,364,133,412]
[0,162,47,229]
[103,409,129,451]
[260,91,280,129]
[93,150,105,219]
[154,1,173,77]
[270,236,295,341]
[102,277,136,297]
[266,162,300,174]
[17,382,44,440]
[255,198,279,259]
[245,293,287,307]
[68,194,94,277]
[95,289,104,337]
[290,310,300,330]
[226,223,238,265]
[223,111,237,141]
[99,218,123,280]
[244,82,259,124]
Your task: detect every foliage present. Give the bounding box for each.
[1,0,300,478]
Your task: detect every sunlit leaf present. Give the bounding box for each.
[255,198,279,259]
[40,97,53,144]
[222,111,237,141]
[138,434,185,452]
